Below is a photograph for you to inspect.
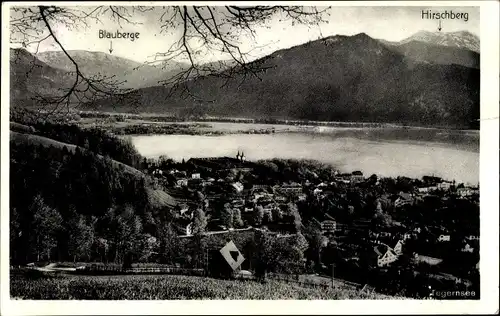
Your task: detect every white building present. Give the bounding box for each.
[438,234,451,242]
[393,240,404,255]
[375,245,398,267]
[461,244,474,253]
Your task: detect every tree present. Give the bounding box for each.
[294,232,309,254]
[10,5,330,114]
[287,202,302,232]
[113,205,143,268]
[233,208,244,228]
[253,230,272,280]
[221,203,234,228]
[372,210,393,229]
[272,206,283,222]
[67,215,95,262]
[286,202,298,216]
[30,195,63,261]
[95,237,110,263]
[304,223,326,268]
[291,232,309,267]
[196,191,205,204]
[10,207,21,263]
[158,222,180,264]
[253,205,265,226]
[264,208,273,223]
[192,208,208,235]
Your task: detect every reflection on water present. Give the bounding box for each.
[131,132,479,185]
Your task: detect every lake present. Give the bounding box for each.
[131,127,479,185]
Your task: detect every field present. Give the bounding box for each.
[10,274,398,300]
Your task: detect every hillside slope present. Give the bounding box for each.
[90,33,479,128]
[10,48,74,106]
[381,40,479,69]
[11,129,179,208]
[10,130,144,178]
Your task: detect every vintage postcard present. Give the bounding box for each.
[1,1,498,315]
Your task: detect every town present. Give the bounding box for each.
[142,150,480,298]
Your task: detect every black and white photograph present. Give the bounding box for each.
[1,1,499,314]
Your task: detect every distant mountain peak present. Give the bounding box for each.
[353,32,371,38]
[400,30,479,53]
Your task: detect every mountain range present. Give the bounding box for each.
[36,50,190,89]
[10,30,480,128]
[399,30,479,53]
[379,30,479,69]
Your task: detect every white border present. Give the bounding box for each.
[1,1,499,315]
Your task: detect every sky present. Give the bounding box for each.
[11,5,480,64]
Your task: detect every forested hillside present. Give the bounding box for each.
[9,120,180,265]
[89,33,479,129]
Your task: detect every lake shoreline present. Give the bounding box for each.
[74,110,480,132]
[130,132,479,185]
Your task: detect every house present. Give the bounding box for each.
[188,178,203,188]
[254,193,273,204]
[466,235,479,241]
[437,234,450,242]
[263,204,276,213]
[278,183,303,194]
[175,222,193,236]
[231,199,245,208]
[393,240,404,255]
[252,184,268,191]
[231,182,244,193]
[275,195,287,203]
[297,193,307,201]
[437,181,452,190]
[178,204,190,217]
[243,207,254,213]
[317,182,328,188]
[202,180,213,187]
[417,186,438,194]
[457,187,478,197]
[191,173,201,179]
[416,254,443,266]
[394,192,414,208]
[176,178,189,187]
[320,220,336,233]
[351,171,364,183]
[152,169,164,177]
[461,244,474,253]
[402,232,413,240]
[374,245,398,267]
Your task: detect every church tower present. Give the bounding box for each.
[241,151,246,162]
[236,151,241,160]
